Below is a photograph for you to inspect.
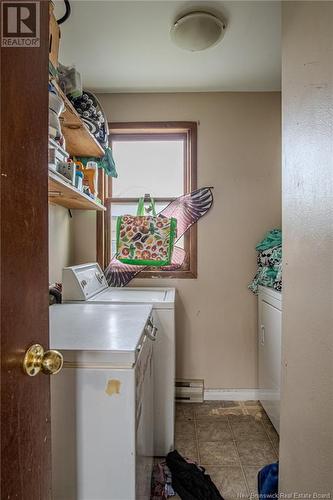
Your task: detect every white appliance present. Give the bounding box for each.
[50,303,155,500]
[258,285,282,433]
[62,262,176,456]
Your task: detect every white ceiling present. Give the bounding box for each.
[55,1,281,93]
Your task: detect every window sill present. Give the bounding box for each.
[138,269,197,279]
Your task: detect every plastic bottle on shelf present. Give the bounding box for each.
[75,161,98,198]
[75,170,84,192]
[85,161,98,197]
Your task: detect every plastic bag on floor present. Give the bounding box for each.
[258,462,279,499]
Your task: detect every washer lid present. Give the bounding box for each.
[49,303,152,365]
[90,287,176,309]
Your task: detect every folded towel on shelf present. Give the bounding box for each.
[249,266,279,294]
[249,230,282,294]
[255,229,282,252]
[257,245,282,268]
[273,261,282,292]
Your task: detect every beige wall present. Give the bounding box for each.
[72,92,281,389]
[49,206,96,283]
[280,2,333,495]
[71,210,97,264]
[49,204,74,283]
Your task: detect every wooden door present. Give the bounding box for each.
[1,1,51,498]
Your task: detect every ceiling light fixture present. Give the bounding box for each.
[170,11,227,52]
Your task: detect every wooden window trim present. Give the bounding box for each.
[96,121,197,279]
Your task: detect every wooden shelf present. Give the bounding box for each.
[48,171,106,211]
[52,81,105,158]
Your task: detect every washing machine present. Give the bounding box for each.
[50,303,155,500]
[62,262,176,456]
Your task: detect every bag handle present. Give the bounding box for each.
[149,198,157,216]
[137,196,157,216]
[137,198,145,216]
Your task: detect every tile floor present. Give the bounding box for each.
[172,400,279,500]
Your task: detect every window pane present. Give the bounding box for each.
[112,140,184,198]
[110,202,184,257]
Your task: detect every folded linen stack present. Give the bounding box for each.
[248,229,282,294]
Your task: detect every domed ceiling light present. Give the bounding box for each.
[170,11,227,52]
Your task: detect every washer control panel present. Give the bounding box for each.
[63,263,108,301]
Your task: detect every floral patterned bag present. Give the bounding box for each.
[116,198,177,266]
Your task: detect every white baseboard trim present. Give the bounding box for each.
[204,389,260,401]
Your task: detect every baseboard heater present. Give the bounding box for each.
[175,379,204,403]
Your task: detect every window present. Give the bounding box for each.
[97,122,197,278]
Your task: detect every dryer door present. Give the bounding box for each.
[259,299,282,432]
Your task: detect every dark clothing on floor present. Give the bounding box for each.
[166,450,224,500]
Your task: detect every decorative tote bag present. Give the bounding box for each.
[116,198,177,266]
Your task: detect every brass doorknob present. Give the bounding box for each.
[23,344,63,377]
